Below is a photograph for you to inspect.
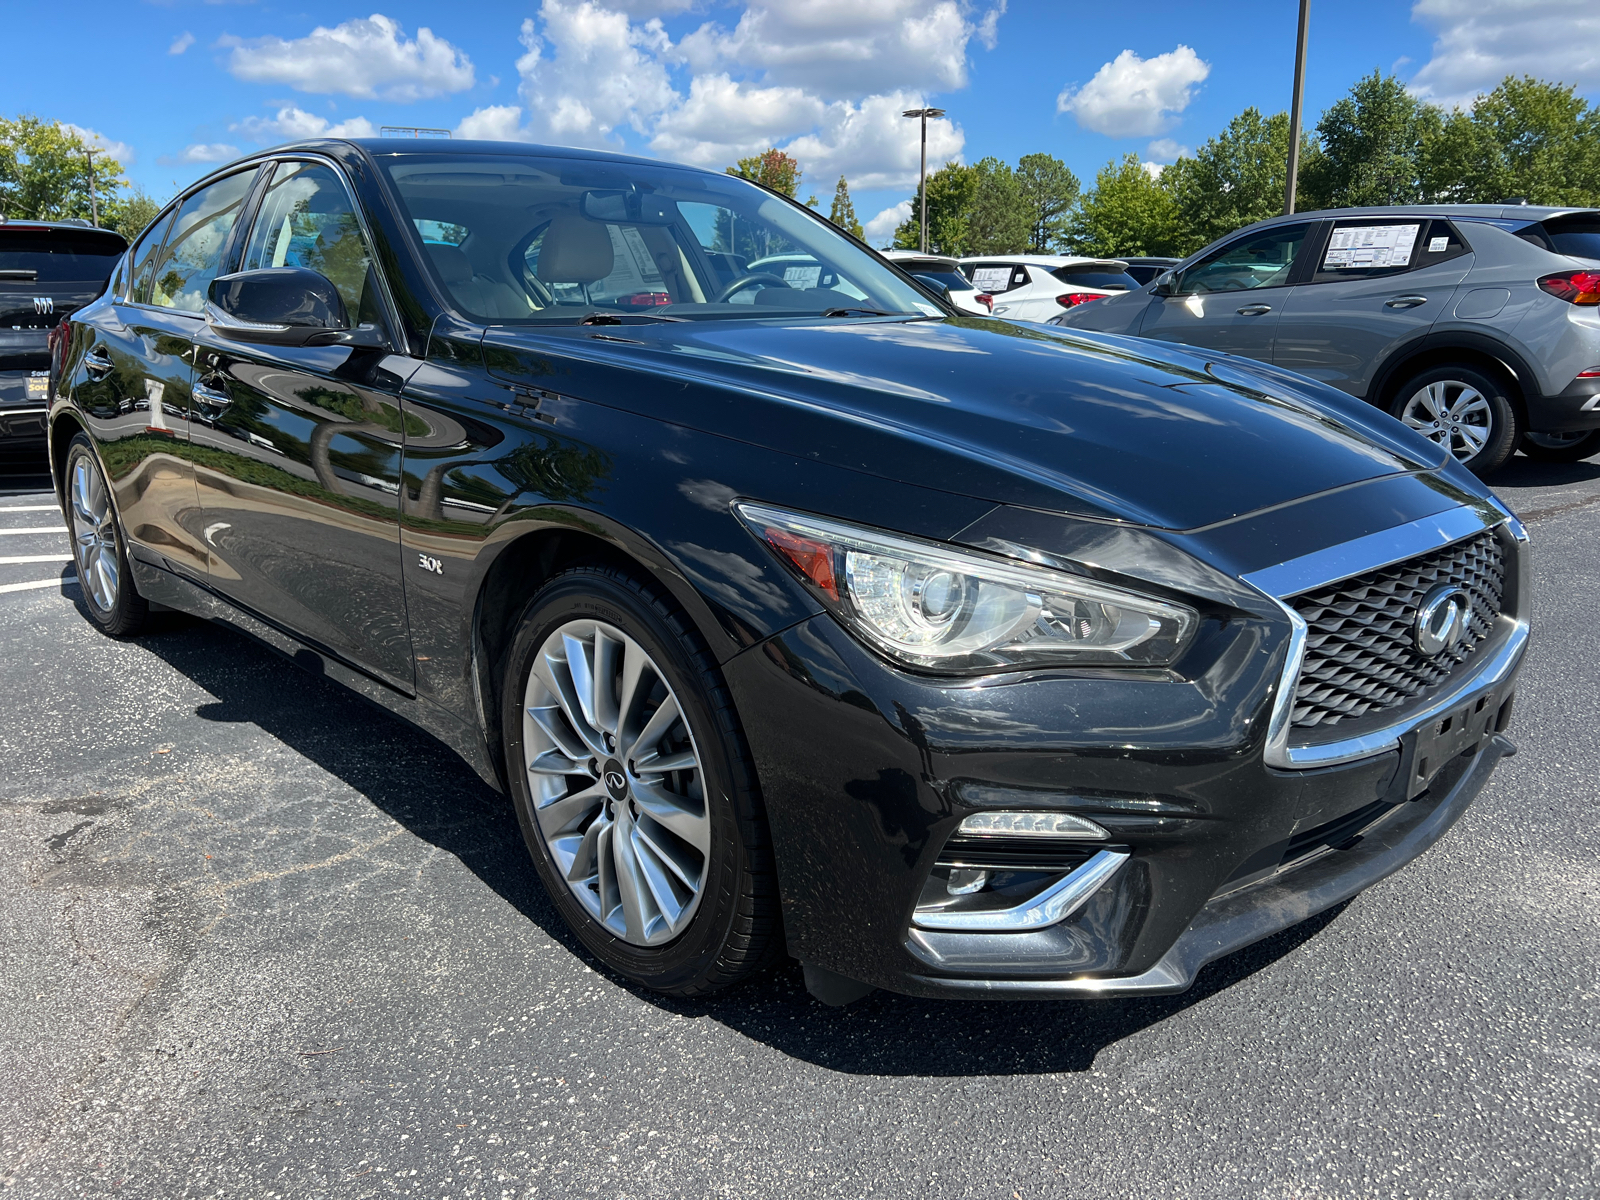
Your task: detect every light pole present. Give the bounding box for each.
[901,107,945,253]
[83,146,101,227]
[1283,0,1310,215]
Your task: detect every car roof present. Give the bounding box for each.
[1244,203,1600,231]
[958,254,1129,269]
[0,218,126,243]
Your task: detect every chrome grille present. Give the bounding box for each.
[1289,531,1505,730]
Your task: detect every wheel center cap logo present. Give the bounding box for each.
[602,760,628,801]
[1415,585,1471,658]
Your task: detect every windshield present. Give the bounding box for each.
[379,154,937,323]
[0,229,125,283]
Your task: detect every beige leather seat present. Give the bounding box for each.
[426,244,533,319]
[535,216,615,285]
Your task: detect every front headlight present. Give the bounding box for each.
[737,503,1197,673]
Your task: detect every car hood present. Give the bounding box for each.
[482,315,1445,531]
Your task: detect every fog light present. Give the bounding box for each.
[946,868,990,895]
[958,811,1109,840]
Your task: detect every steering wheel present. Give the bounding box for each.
[714,272,790,304]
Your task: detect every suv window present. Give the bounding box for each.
[1307,217,1468,283]
[148,169,259,312]
[967,263,1027,293]
[127,211,175,303]
[1177,225,1308,294]
[1540,216,1600,261]
[1049,265,1138,291]
[240,161,377,321]
[0,228,125,285]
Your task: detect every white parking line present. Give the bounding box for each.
[0,554,73,564]
[0,575,78,595]
[0,527,66,535]
[0,505,60,512]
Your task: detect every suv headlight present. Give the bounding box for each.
[737,503,1197,673]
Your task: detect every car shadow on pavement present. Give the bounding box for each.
[1493,455,1600,488]
[134,612,1351,1078]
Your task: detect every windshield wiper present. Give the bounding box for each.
[577,311,688,325]
[820,307,896,318]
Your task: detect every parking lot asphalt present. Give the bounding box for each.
[1,454,1597,1200]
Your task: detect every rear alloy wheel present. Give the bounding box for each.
[63,434,149,636]
[1390,365,1520,477]
[501,564,777,995]
[1519,429,1600,463]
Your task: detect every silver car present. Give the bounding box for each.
[1054,205,1600,475]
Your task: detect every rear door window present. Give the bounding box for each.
[1307,217,1468,283]
[128,211,176,303]
[148,168,260,312]
[967,262,1026,293]
[0,229,126,285]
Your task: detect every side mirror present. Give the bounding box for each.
[1152,271,1178,296]
[206,267,385,348]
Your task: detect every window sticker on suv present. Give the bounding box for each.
[1324,224,1420,269]
[969,266,1012,293]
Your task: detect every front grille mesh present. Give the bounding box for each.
[1289,531,1505,730]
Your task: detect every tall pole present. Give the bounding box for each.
[1284,0,1310,215]
[919,112,928,253]
[83,147,100,227]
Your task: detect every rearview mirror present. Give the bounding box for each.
[581,188,679,226]
[206,267,385,348]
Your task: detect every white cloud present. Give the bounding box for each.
[1409,0,1600,108]
[221,14,475,102]
[60,124,135,164]
[231,106,378,144]
[650,74,827,165]
[176,143,240,164]
[169,31,195,55]
[677,0,992,100]
[456,105,529,141]
[864,200,911,246]
[1144,137,1189,163]
[1057,45,1210,138]
[784,91,962,189]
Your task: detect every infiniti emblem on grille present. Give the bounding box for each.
[1415,584,1471,658]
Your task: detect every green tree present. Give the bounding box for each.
[1015,152,1079,253]
[1463,76,1600,205]
[1164,108,1294,254]
[1065,154,1181,257]
[105,186,163,241]
[893,161,978,255]
[967,156,1030,255]
[1300,71,1435,208]
[827,175,864,239]
[0,115,129,224]
[726,148,801,198]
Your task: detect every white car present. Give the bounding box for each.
[880,251,993,316]
[959,255,1138,322]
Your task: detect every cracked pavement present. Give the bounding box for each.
[1,456,1597,1199]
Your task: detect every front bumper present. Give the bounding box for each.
[722,497,1527,1000]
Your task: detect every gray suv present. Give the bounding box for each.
[1054,205,1600,475]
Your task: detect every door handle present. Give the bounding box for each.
[83,346,113,380]
[1236,303,1272,316]
[1385,295,1429,308]
[193,374,233,416]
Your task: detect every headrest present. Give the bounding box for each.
[536,216,615,284]
[427,243,473,285]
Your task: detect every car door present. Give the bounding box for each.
[69,169,261,584]
[1138,222,1314,361]
[1273,217,1473,397]
[190,158,420,689]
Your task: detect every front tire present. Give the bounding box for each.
[1389,365,1520,477]
[501,563,778,996]
[63,434,149,637]
[1519,429,1600,463]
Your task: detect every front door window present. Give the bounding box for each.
[1176,225,1309,295]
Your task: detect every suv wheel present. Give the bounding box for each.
[500,563,778,996]
[1520,429,1600,463]
[63,434,150,637]
[1390,365,1520,477]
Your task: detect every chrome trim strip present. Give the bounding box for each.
[1240,504,1499,600]
[910,848,1129,932]
[0,406,48,416]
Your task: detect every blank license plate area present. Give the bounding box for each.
[1405,689,1502,798]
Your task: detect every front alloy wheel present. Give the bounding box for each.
[1391,365,1519,476]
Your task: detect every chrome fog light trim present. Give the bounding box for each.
[912,848,1130,932]
[957,810,1109,840]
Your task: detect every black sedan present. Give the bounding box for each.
[50,139,1528,1004]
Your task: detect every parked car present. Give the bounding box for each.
[1053,205,1600,474]
[960,254,1138,322]
[53,140,1527,1005]
[0,218,125,460]
[1119,256,1182,286]
[881,251,992,315]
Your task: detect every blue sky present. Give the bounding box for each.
[6,0,1596,243]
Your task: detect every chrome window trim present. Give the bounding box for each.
[910,848,1129,932]
[1247,504,1529,770]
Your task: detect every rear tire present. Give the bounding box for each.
[62,434,150,637]
[1519,429,1600,463]
[1389,365,1520,477]
[500,562,779,996]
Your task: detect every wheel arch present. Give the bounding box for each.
[1371,334,1537,428]
[47,408,87,509]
